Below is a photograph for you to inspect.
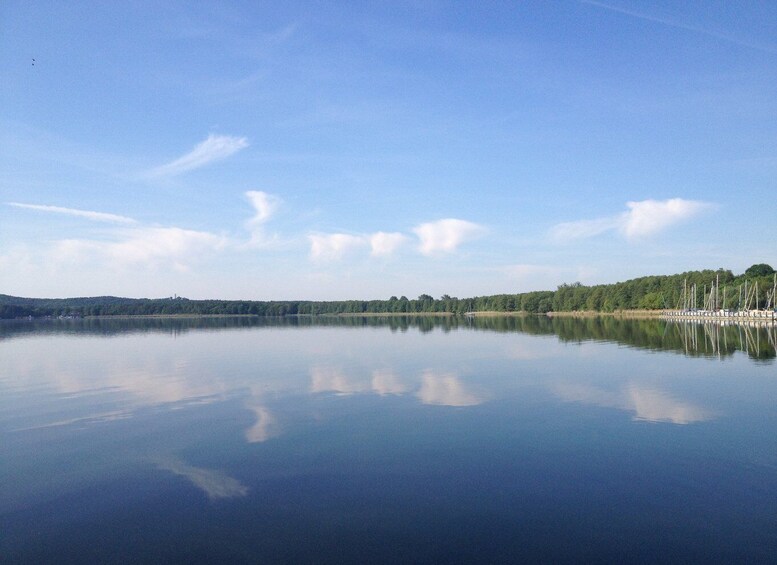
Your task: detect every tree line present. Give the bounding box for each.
[1,263,774,319]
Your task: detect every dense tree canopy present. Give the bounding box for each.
[745,263,774,277]
[2,264,775,319]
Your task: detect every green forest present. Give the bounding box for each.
[1,263,774,319]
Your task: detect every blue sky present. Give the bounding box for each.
[1,1,775,300]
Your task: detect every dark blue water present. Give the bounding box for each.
[1,317,776,563]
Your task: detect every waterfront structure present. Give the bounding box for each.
[662,274,777,324]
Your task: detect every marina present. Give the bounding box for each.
[663,309,776,323]
[662,274,777,324]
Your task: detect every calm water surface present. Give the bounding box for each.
[1,316,776,563]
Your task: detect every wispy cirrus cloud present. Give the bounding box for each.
[550,198,711,243]
[8,202,136,225]
[244,190,281,247]
[581,0,777,55]
[245,191,280,224]
[413,218,485,255]
[550,216,619,241]
[149,134,248,177]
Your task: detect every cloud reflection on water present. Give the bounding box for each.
[370,369,408,395]
[6,352,227,409]
[553,382,710,424]
[309,366,483,407]
[12,409,133,431]
[416,371,483,406]
[626,386,709,424]
[244,405,279,443]
[310,366,370,395]
[156,457,248,500]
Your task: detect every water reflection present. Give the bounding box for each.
[626,386,709,424]
[505,337,558,360]
[416,371,483,407]
[309,366,482,406]
[156,456,248,500]
[3,316,763,441]
[2,316,775,562]
[371,369,408,395]
[2,315,774,360]
[13,409,132,432]
[244,405,279,443]
[0,341,227,426]
[670,320,777,361]
[478,316,776,362]
[310,366,370,395]
[553,382,710,424]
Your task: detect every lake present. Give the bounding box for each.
[1,316,776,563]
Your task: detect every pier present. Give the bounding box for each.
[662,308,776,324]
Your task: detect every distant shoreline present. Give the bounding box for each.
[8,310,667,321]
[3,264,774,320]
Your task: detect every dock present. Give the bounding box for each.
[662,273,776,325]
[662,309,776,324]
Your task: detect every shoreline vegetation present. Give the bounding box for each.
[1,264,774,320]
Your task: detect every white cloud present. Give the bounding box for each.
[308,233,366,261]
[369,231,408,257]
[621,198,709,239]
[54,227,227,271]
[8,202,136,225]
[413,218,485,255]
[149,134,248,177]
[303,219,484,262]
[244,191,281,247]
[245,191,280,224]
[550,198,710,242]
